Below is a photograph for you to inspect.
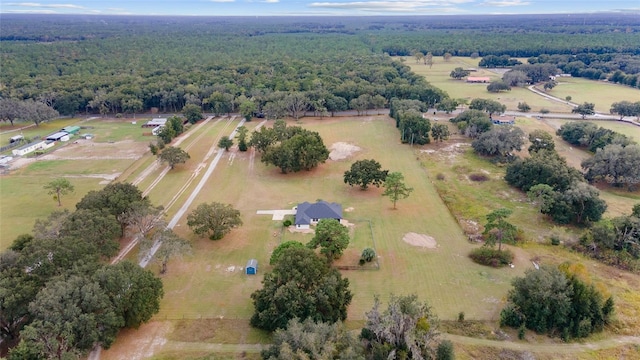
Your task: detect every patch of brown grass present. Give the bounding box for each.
[169,319,270,344]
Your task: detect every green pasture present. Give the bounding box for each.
[0,176,104,249]
[404,57,573,113]
[159,116,527,324]
[548,77,640,114]
[15,159,133,177]
[83,118,154,142]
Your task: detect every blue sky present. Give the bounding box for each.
[1,0,639,16]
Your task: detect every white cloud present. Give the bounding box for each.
[480,0,530,6]
[263,0,280,3]
[210,0,236,2]
[3,8,58,13]
[6,2,85,9]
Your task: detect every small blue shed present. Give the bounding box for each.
[246,259,258,275]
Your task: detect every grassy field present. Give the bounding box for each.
[547,77,640,114]
[152,116,527,326]
[404,57,574,113]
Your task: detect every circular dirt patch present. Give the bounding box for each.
[403,232,437,249]
[329,142,361,161]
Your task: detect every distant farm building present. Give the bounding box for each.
[9,135,24,143]
[152,126,165,136]
[466,76,491,83]
[12,140,53,156]
[295,201,342,230]
[60,126,81,135]
[142,118,168,128]
[491,115,515,125]
[246,259,258,275]
[0,155,13,165]
[46,132,70,142]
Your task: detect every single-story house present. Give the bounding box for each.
[491,115,515,125]
[61,126,81,135]
[12,140,49,156]
[46,132,70,142]
[246,259,258,275]
[295,200,342,229]
[142,118,168,128]
[466,76,491,83]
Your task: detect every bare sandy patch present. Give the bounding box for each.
[329,142,361,161]
[101,321,171,360]
[403,232,438,249]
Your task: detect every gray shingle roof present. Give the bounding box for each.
[295,201,342,225]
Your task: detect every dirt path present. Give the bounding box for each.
[443,333,640,354]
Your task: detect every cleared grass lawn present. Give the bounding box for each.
[83,117,154,142]
[404,57,573,113]
[548,77,640,113]
[0,176,104,249]
[159,116,527,324]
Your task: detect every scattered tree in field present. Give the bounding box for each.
[93,261,164,328]
[398,110,431,145]
[435,98,459,113]
[285,92,309,120]
[502,70,528,87]
[582,144,640,190]
[140,229,191,274]
[343,159,389,190]
[527,129,555,153]
[450,109,493,138]
[44,178,74,207]
[424,52,433,68]
[261,318,363,360]
[449,67,470,80]
[269,241,305,265]
[62,209,121,258]
[483,208,518,251]
[187,202,242,240]
[580,209,640,270]
[471,125,524,160]
[500,264,613,340]
[261,130,329,173]
[487,80,511,93]
[431,123,450,142]
[158,146,190,169]
[76,182,150,237]
[556,121,632,152]
[250,247,352,331]
[362,294,443,360]
[543,80,557,91]
[249,125,278,153]
[517,102,531,112]
[239,100,257,121]
[443,52,452,62]
[382,172,413,209]
[610,100,640,120]
[218,136,233,151]
[236,126,248,151]
[505,149,583,192]
[469,98,506,116]
[307,219,350,261]
[572,102,596,119]
[157,125,176,144]
[181,103,202,124]
[540,182,607,225]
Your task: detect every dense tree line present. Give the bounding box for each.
[1,182,166,358]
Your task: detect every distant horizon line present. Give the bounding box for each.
[2,11,640,17]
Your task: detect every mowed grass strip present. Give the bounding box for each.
[0,118,82,146]
[158,116,526,324]
[404,56,573,113]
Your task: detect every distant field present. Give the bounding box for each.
[548,77,640,114]
[404,57,574,113]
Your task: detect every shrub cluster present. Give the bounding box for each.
[469,247,514,267]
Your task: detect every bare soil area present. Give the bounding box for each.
[403,232,438,249]
[329,142,361,161]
